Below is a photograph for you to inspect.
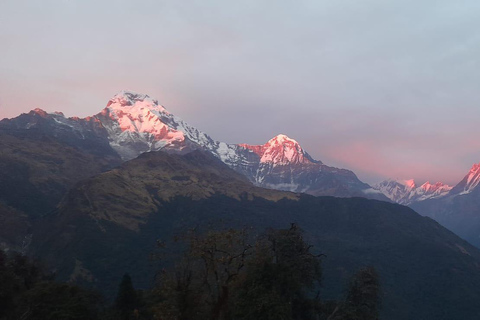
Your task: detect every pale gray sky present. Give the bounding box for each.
[1,0,480,185]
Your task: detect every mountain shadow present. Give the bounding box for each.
[30,150,480,320]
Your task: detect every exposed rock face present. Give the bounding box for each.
[449,162,480,196]
[96,91,388,199]
[1,90,387,200]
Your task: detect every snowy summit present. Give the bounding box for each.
[239,134,318,166]
[374,179,452,205]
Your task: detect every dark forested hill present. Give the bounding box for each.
[0,113,121,250]
[31,150,480,320]
[411,182,480,249]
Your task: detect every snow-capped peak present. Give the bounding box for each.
[415,181,452,199]
[451,162,480,195]
[374,179,414,204]
[106,90,163,110]
[420,181,451,193]
[466,163,480,185]
[97,91,187,159]
[374,178,452,205]
[1,90,391,201]
[31,108,48,117]
[268,134,297,144]
[239,134,316,165]
[95,90,231,162]
[403,179,416,190]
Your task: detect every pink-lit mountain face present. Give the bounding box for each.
[448,163,480,196]
[376,162,480,206]
[409,162,480,248]
[0,90,388,200]
[103,92,185,151]
[236,135,386,198]
[374,179,452,205]
[239,135,319,166]
[97,91,198,159]
[97,91,387,199]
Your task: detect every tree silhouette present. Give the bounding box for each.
[115,273,137,320]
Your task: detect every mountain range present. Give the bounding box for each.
[374,179,452,205]
[374,163,480,247]
[32,149,480,320]
[3,90,480,250]
[3,90,480,319]
[0,90,387,201]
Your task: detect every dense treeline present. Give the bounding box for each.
[0,225,379,320]
[150,224,379,320]
[0,250,103,320]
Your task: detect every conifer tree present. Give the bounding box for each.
[115,273,137,320]
[341,266,380,320]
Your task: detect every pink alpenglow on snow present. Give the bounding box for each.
[239,134,316,165]
[453,162,480,195]
[420,181,452,195]
[465,163,480,189]
[103,90,185,143]
[403,179,416,190]
[374,178,452,205]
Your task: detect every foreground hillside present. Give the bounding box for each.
[411,186,480,248]
[0,115,121,250]
[32,150,480,320]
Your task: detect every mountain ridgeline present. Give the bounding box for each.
[374,179,452,205]
[375,164,480,248]
[0,90,387,201]
[0,109,122,250]
[33,150,480,320]
[0,90,386,251]
[1,90,480,319]
[410,164,480,248]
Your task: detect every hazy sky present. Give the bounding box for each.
[2,0,480,185]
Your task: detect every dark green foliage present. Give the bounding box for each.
[0,250,17,319]
[0,249,103,320]
[234,224,322,320]
[36,192,480,319]
[115,274,138,320]
[153,225,331,320]
[0,251,46,319]
[343,266,380,320]
[8,252,44,290]
[0,231,379,320]
[330,266,380,320]
[152,228,254,320]
[19,282,103,320]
